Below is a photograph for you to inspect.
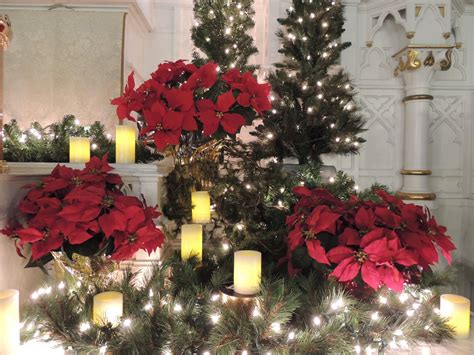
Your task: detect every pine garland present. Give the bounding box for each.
[22,255,454,354]
[3,115,162,163]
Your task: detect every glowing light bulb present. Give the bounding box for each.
[335,137,341,142]
[266,133,274,139]
[225,27,231,35]
[211,314,220,324]
[399,293,409,303]
[123,318,132,327]
[313,316,321,326]
[310,13,315,18]
[298,17,303,23]
[288,331,295,340]
[271,322,281,333]
[371,312,379,321]
[322,22,328,28]
[174,304,183,312]
[79,322,90,332]
[206,37,210,42]
[307,107,313,113]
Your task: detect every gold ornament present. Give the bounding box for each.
[423,51,435,67]
[440,49,453,71]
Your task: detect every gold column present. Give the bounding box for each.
[0,15,11,173]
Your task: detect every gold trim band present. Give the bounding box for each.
[396,191,436,201]
[392,45,455,58]
[403,95,434,103]
[401,169,432,176]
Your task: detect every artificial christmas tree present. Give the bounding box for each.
[192,0,259,72]
[251,0,365,164]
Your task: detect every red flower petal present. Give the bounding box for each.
[221,113,245,134]
[216,91,235,113]
[332,257,360,282]
[16,228,44,243]
[306,239,330,265]
[361,260,380,290]
[288,226,303,251]
[237,92,251,107]
[327,245,355,263]
[99,210,127,238]
[339,228,360,245]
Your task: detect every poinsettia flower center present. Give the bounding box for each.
[156,123,163,130]
[71,177,82,186]
[101,195,114,208]
[354,250,368,264]
[42,229,50,241]
[216,111,224,119]
[129,233,137,243]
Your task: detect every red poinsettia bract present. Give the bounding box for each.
[1,156,165,264]
[111,60,272,151]
[285,187,455,293]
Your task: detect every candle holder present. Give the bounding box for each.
[220,283,258,302]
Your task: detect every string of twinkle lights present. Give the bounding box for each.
[21,258,453,354]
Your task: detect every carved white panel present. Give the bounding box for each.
[429,96,464,170]
[359,47,393,80]
[358,95,397,170]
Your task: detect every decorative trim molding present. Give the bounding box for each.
[396,191,437,201]
[392,45,455,58]
[402,95,434,103]
[0,1,153,32]
[401,169,432,175]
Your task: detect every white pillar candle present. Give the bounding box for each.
[191,191,211,224]
[181,224,203,262]
[115,125,136,164]
[0,289,20,355]
[440,294,470,339]
[69,137,90,163]
[93,291,123,326]
[234,250,261,295]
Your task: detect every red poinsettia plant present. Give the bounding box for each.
[284,187,456,293]
[1,156,165,267]
[111,60,272,151]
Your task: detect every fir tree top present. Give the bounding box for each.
[192,0,258,71]
[252,0,366,164]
